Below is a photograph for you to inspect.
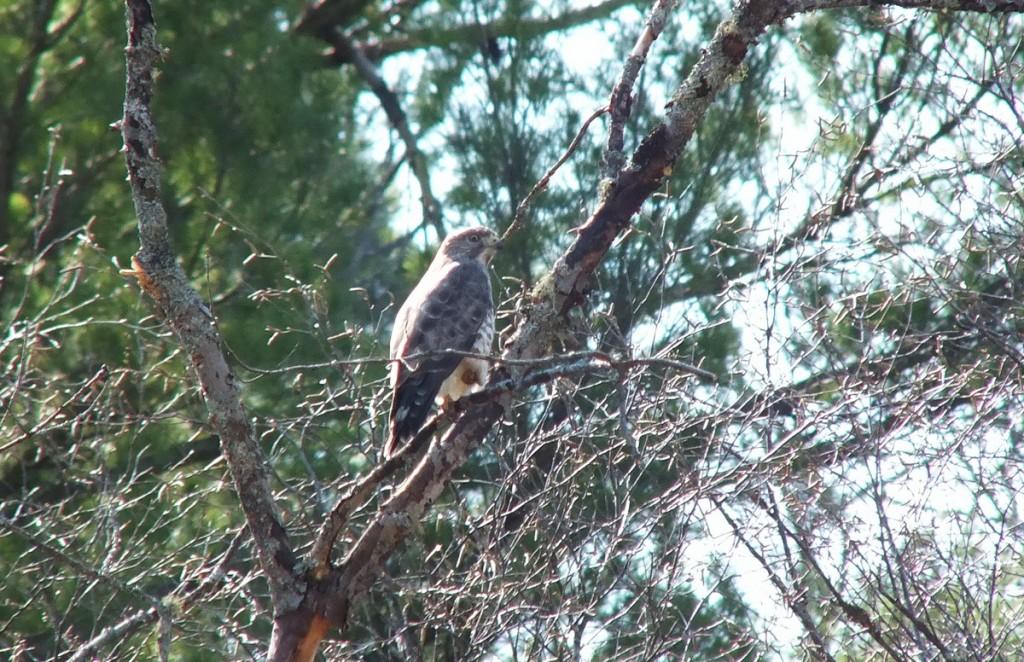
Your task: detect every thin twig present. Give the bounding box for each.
[0,365,108,454]
[66,528,247,662]
[68,607,160,662]
[241,347,717,383]
[503,105,609,241]
[0,514,159,608]
[714,501,838,662]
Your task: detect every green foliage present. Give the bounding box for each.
[799,15,842,61]
[0,0,390,656]
[2,0,1023,659]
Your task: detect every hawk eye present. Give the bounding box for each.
[469,235,481,242]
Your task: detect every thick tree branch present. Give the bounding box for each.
[499,0,791,367]
[120,0,301,613]
[325,399,505,626]
[309,413,442,576]
[799,0,1023,10]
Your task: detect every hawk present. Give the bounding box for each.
[385,227,501,459]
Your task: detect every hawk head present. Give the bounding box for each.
[437,227,502,265]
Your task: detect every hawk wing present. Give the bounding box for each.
[387,260,493,457]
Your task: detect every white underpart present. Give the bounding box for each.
[437,357,489,403]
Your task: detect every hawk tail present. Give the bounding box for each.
[384,409,415,460]
[383,430,402,460]
[385,364,450,459]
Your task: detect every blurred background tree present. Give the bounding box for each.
[1,0,1021,659]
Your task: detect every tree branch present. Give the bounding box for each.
[799,0,1023,11]
[328,30,444,237]
[504,105,609,241]
[752,494,906,660]
[298,0,637,64]
[66,529,246,662]
[120,0,302,613]
[714,501,838,661]
[0,514,159,609]
[309,413,442,577]
[634,72,1000,317]
[602,0,676,179]
[301,0,781,624]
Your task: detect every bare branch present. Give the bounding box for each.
[68,607,160,662]
[799,0,1024,11]
[120,0,301,612]
[504,105,609,241]
[715,501,838,661]
[309,414,442,576]
[0,365,107,454]
[602,0,677,179]
[65,530,246,662]
[0,514,159,609]
[751,493,906,660]
[328,31,444,238]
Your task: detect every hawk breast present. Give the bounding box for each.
[437,308,494,403]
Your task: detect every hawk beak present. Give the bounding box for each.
[484,238,502,264]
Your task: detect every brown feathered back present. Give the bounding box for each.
[385,228,500,458]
